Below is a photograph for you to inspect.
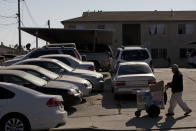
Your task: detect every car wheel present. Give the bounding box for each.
[146,105,160,118]
[0,114,31,131]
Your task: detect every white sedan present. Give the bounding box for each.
[0,82,67,131]
[40,54,95,71]
[112,62,156,98]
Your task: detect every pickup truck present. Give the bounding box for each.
[76,44,113,71]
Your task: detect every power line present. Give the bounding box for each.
[0,14,17,19]
[2,0,17,4]
[24,0,38,26]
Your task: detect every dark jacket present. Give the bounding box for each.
[168,71,183,93]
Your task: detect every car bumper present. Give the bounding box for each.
[82,86,92,96]
[92,80,105,91]
[63,94,82,106]
[114,86,149,94]
[31,110,67,130]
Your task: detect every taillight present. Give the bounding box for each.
[116,81,126,86]
[75,50,81,60]
[148,80,156,86]
[46,98,62,107]
[88,66,95,71]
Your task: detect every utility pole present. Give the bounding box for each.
[46,20,50,45]
[47,20,50,29]
[17,0,22,53]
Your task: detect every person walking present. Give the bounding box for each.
[166,64,192,116]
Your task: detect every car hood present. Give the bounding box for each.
[72,69,103,78]
[81,61,94,66]
[45,81,78,90]
[57,75,88,84]
[114,74,155,81]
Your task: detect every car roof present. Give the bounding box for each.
[16,58,60,64]
[41,46,76,50]
[0,69,29,76]
[0,82,43,95]
[0,69,47,86]
[117,46,146,50]
[119,62,149,66]
[40,54,71,58]
[3,65,41,70]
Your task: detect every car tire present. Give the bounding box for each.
[0,114,31,131]
[146,105,160,118]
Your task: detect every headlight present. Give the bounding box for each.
[97,77,104,81]
[84,83,88,88]
[68,89,77,95]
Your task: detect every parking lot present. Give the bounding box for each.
[52,68,196,131]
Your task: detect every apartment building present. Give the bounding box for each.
[61,11,196,67]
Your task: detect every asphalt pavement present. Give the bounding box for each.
[51,68,196,131]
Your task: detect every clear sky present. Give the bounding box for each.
[0,0,196,48]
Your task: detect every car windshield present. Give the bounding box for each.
[55,60,73,72]
[121,49,149,61]
[21,72,48,86]
[68,55,81,64]
[118,64,152,75]
[37,68,59,79]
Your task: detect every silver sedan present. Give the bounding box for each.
[0,65,92,96]
[14,58,105,92]
[40,54,95,71]
[112,62,156,98]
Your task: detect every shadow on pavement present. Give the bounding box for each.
[52,128,136,131]
[156,115,193,130]
[126,115,195,130]
[126,115,162,129]
[101,92,137,109]
[64,106,77,116]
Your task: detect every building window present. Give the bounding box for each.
[149,24,166,35]
[180,48,195,58]
[151,49,158,58]
[151,48,167,59]
[97,25,105,29]
[178,24,195,34]
[68,25,76,29]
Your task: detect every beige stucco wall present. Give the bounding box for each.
[63,21,196,67]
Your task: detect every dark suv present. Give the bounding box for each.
[3,47,81,66]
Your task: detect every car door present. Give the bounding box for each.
[0,86,15,116]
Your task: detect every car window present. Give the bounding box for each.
[43,62,62,73]
[29,50,59,58]
[121,50,149,61]
[118,64,152,75]
[19,61,42,67]
[22,69,51,81]
[48,57,72,66]
[3,75,38,89]
[0,87,15,99]
[61,50,76,57]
